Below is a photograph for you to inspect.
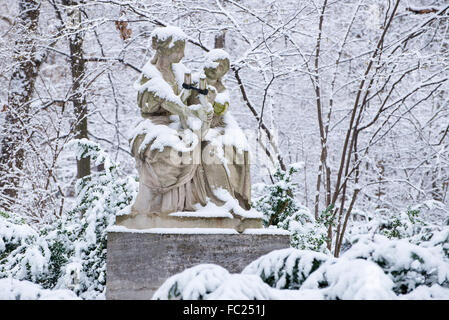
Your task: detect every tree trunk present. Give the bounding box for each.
[0,0,41,210]
[63,0,90,179]
[214,30,226,49]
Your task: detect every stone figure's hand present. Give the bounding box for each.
[201,109,213,123]
[191,108,209,122]
[179,107,190,129]
[207,110,214,122]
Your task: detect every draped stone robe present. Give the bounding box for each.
[130,63,207,216]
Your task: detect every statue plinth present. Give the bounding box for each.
[106,226,290,300]
[116,214,263,233]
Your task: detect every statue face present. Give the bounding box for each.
[204,58,230,80]
[152,36,185,63]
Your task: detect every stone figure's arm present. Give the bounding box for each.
[161,98,190,129]
[161,97,187,117]
[138,75,187,116]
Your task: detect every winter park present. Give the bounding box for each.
[0,0,448,302]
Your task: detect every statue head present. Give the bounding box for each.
[151,26,187,64]
[203,49,230,81]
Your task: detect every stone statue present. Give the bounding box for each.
[117,27,261,231]
[187,49,251,211]
[126,26,207,216]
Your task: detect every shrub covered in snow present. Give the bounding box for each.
[153,264,230,300]
[242,248,329,289]
[61,139,137,298]
[155,241,449,300]
[342,234,449,295]
[153,263,324,300]
[0,212,53,285]
[253,165,300,227]
[0,139,137,299]
[423,227,449,259]
[300,258,397,299]
[253,165,328,253]
[377,207,430,240]
[0,278,79,300]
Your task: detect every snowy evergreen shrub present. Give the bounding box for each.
[242,248,330,289]
[0,214,51,285]
[253,164,328,253]
[283,205,333,253]
[52,139,137,298]
[400,284,449,300]
[0,278,79,300]
[205,274,284,300]
[153,264,231,300]
[153,263,324,300]
[253,165,304,227]
[379,207,429,240]
[300,258,397,299]
[342,234,449,295]
[420,227,449,260]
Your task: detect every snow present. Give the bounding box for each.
[138,61,163,83]
[134,60,189,110]
[186,114,202,131]
[206,274,281,300]
[301,258,397,299]
[342,234,449,292]
[169,200,234,218]
[153,258,400,300]
[2,0,448,302]
[153,236,449,300]
[243,248,330,289]
[289,162,305,171]
[107,225,240,234]
[0,217,38,252]
[214,90,230,105]
[153,264,230,300]
[400,284,449,300]
[242,228,290,235]
[212,188,263,219]
[130,119,198,154]
[172,62,190,91]
[108,224,288,235]
[136,77,184,105]
[150,26,187,47]
[204,49,231,68]
[205,112,250,152]
[153,263,323,300]
[169,193,267,220]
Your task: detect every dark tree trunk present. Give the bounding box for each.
[214,30,226,49]
[0,0,41,210]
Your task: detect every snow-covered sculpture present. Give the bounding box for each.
[116,26,261,231]
[126,26,208,216]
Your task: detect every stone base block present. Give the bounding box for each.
[115,214,263,232]
[106,227,290,300]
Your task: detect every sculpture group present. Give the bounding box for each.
[116,26,262,231]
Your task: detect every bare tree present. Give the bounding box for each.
[0,0,42,210]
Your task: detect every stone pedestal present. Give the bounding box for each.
[115,214,263,233]
[106,226,290,300]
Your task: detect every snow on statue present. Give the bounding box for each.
[116,26,262,231]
